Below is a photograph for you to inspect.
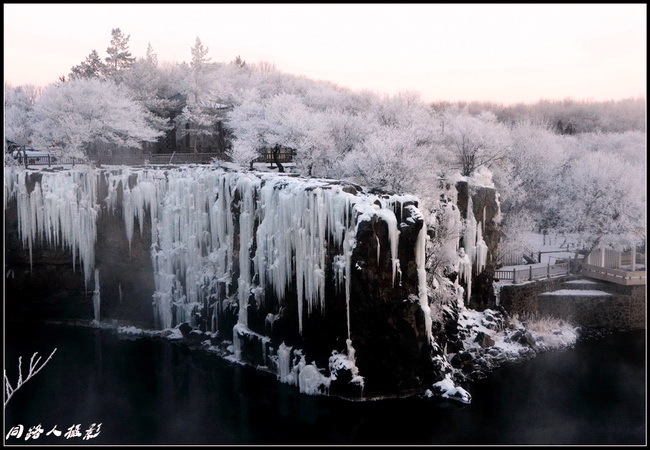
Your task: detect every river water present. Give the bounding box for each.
[4,321,645,445]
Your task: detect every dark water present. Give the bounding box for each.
[4,321,646,445]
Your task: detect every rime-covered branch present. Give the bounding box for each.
[4,348,57,408]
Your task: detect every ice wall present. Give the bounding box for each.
[5,165,432,398]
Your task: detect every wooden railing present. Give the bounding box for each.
[256,151,295,164]
[579,262,646,286]
[495,260,571,284]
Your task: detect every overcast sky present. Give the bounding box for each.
[4,3,646,104]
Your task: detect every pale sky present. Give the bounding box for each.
[4,3,647,104]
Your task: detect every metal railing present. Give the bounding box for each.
[94,152,225,166]
[13,154,81,167]
[12,152,227,168]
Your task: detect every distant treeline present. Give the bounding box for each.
[431,97,646,134]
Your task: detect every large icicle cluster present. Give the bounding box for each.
[5,168,99,286]
[5,166,432,379]
[457,196,490,302]
[6,165,443,400]
[99,167,420,336]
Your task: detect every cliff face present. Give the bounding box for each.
[4,166,501,399]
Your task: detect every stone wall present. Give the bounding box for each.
[499,276,577,317]
[499,276,646,330]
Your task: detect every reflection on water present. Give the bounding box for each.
[4,321,645,445]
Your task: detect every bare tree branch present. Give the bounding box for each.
[4,348,57,408]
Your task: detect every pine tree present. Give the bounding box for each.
[69,50,106,80]
[104,28,136,78]
[190,37,211,71]
[145,42,158,67]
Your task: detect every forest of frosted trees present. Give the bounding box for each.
[4,28,646,255]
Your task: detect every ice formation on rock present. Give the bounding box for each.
[457,196,490,303]
[6,165,434,397]
[5,168,98,286]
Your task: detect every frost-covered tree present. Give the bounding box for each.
[69,50,106,80]
[226,94,266,168]
[176,38,226,152]
[190,37,211,72]
[439,110,512,176]
[145,42,158,67]
[504,120,569,215]
[4,83,41,147]
[546,151,646,251]
[104,28,136,78]
[31,78,164,158]
[231,55,246,69]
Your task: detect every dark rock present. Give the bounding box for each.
[461,362,475,373]
[474,331,495,348]
[518,330,536,348]
[446,338,465,353]
[450,354,462,368]
[178,322,193,338]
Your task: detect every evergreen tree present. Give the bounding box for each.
[190,37,211,71]
[232,55,246,69]
[104,28,136,78]
[145,42,158,67]
[69,50,106,80]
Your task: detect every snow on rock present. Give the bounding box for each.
[447,306,579,386]
[431,374,472,404]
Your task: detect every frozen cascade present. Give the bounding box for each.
[6,166,436,398]
[458,196,489,303]
[6,166,416,330]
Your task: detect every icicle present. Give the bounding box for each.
[457,248,472,304]
[415,219,434,345]
[9,168,98,287]
[344,232,354,340]
[475,225,489,274]
[375,208,400,285]
[92,268,100,323]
